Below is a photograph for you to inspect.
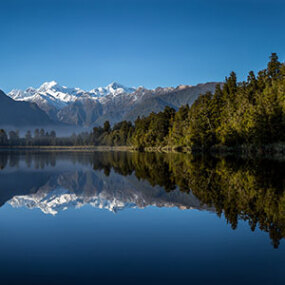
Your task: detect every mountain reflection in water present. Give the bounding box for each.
[0,151,284,248]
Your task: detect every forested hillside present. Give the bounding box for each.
[91,53,285,150]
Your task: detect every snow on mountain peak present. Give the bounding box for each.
[107,81,125,90]
[89,82,136,97]
[38,80,59,92]
[8,81,138,110]
[105,81,136,95]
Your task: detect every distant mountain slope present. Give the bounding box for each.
[0,90,55,126]
[123,82,218,122]
[8,81,220,126]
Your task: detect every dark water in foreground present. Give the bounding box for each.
[0,151,284,285]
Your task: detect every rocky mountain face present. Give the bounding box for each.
[8,81,219,126]
[0,89,55,127]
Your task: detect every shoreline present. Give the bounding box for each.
[0,143,284,159]
[0,146,134,152]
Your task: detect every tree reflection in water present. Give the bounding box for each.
[0,151,284,248]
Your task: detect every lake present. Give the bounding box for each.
[0,151,284,285]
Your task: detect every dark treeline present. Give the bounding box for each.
[0,128,95,146]
[0,129,57,146]
[0,54,284,150]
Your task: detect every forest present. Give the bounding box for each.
[92,53,285,150]
[0,53,284,151]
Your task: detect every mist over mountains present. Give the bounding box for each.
[1,81,219,128]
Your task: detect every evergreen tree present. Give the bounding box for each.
[103,121,111,133]
[0,129,8,145]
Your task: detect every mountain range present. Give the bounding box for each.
[5,81,219,127]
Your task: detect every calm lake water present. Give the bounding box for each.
[0,151,284,285]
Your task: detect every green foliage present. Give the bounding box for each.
[131,106,175,148]
[89,106,176,148]
[89,53,284,149]
[168,53,285,148]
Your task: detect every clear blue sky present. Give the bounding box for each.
[1,0,284,92]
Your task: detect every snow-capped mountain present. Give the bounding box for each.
[9,81,136,110]
[8,81,219,126]
[89,82,136,97]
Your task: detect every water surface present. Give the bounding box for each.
[0,151,284,284]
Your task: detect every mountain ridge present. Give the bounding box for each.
[0,89,56,127]
[7,81,220,127]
